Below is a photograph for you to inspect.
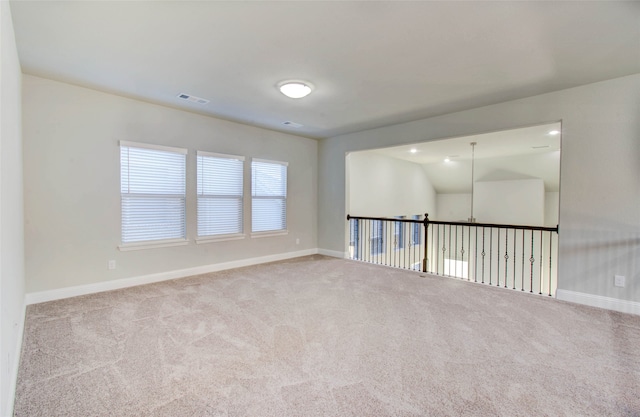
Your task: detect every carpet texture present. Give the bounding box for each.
[14,255,640,416]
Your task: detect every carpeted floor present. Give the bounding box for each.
[14,255,640,416]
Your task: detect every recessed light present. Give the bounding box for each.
[277,81,313,99]
[444,158,451,163]
[548,130,560,136]
[410,148,417,154]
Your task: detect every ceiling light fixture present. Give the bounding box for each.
[410,148,417,154]
[278,81,313,99]
[444,158,451,163]
[548,130,560,136]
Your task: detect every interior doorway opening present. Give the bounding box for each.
[345,122,562,295]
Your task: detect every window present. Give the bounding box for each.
[370,220,384,255]
[412,214,422,245]
[197,151,244,238]
[251,159,288,233]
[120,141,187,246]
[349,218,360,259]
[394,216,405,250]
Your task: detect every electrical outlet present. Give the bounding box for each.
[614,275,625,288]
[108,260,116,270]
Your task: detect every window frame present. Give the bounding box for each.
[250,158,288,237]
[370,219,384,256]
[394,216,406,250]
[195,150,246,243]
[349,218,360,259]
[412,214,422,246]
[118,141,188,251]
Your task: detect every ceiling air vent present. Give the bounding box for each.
[177,93,209,105]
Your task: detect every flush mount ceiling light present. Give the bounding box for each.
[410,148,417,154]
[548,130,560,135]
[277,81,313,99]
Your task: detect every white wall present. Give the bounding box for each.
[474,179,544,226]
[545,191,559,227]
[23,75,318,293]
[0,2,25,415]
[437,184,553,226]
[436,194,471,222]
[318,74,640,305]
[347,151,436,218]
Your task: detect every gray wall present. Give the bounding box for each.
[1,2,25,415]
[23,75,318,293]
[319,74,640,303]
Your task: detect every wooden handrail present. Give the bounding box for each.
[347,214,558,233]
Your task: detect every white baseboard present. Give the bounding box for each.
[25,248,319,305]
[6,300,27,417]
[317,248,347,259]
[556,289,640,316]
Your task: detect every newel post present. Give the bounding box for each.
[422,213,430,272]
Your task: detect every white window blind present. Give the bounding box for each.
[251,159,287,233]
[120,141,187,244]
[197,151,244,237]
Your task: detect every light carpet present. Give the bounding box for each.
[14,255,640,416]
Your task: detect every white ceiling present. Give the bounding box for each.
[9,1,640,139]
[370,123,562,193]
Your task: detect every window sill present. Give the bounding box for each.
[250,230,289,239]
[118,238,188,251]
[196,234,246,244]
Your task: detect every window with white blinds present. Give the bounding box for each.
[120,141,187,245]
[251,159,288,233]
[197,151,244,238]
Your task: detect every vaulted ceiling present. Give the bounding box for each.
[371,123,561,193]
[10,1,640,139]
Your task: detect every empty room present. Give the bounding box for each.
[1,1,639,416]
